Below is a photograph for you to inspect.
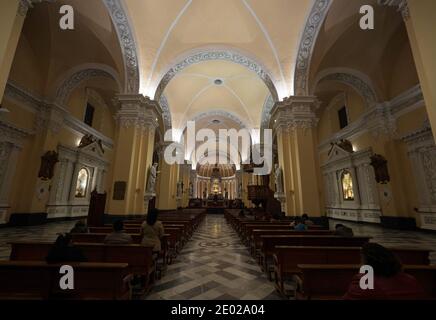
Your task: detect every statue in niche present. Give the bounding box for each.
[38,151,59,181]
[189,182,194,198]
[177,181,183,198]
[274,164,284,194]
[370,154,390,184]
[146,163,159,193]
[225,188,229,200]
[338,139,354,153]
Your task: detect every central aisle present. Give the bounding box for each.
[146,215,283,300]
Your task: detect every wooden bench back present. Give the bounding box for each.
[297,264,436,300]
[0,261,131,300]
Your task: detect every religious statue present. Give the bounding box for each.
[203,189,207,199]
[146,163,158,193]
[189,182,194,198]
[224,188,229,200]
[274,164,284,194]
[38,151,59,180]
[176,181,183,198]
[370,154,390,184]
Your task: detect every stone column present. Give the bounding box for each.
[107,94,158,216]
[271,96,322,216]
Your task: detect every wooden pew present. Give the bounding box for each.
[0,261,131,300]
[250,230,335,257]
[71,233,142,243]
[9,241,156,292]
[273,246,431,297]
[259,235,371,278]
[296,264,436,300]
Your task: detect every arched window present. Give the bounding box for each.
[341,170,354,201]
[75,168,89,198]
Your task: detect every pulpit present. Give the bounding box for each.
[87,190,107,227]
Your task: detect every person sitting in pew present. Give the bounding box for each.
[69,220,89,234]
[141,209,165,253]
[46,233,87,263]
[334,224,354,237]
[238,209,246,218]
[344,243,425,300]
[293,217,308,231]
[104,220,134,245]
[301,213,314,226]
[270,212,282,222]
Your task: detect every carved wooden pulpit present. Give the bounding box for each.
[87,189,107,227]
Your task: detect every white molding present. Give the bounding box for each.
[318,85,425,153]
[4,81,114,149]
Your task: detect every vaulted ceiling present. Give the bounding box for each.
[123,0,314,130]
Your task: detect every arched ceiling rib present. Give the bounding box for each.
[123,0,314,99]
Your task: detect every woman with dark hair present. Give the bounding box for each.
[344,243,425,300]
[46,233,87,263]
[140,209,165,252]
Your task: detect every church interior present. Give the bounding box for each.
[1,0,436,301]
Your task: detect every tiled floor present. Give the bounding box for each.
[0,221,76,260]
[1,216,436,300]
[145,215,283,300]
[329,219,436,264]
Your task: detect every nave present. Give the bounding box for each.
[1,214,436,300]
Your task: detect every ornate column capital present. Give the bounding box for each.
[271,96,320,132]
[114,94,159,132]
[378,0,410,21]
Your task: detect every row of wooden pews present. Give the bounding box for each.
[0,209,206,300]
[225,209,436,299]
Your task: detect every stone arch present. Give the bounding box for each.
[103,0,140,94]
[53,64,121,105]
[154,48,279,102]
[294,0,332,96]
[312,68,379,107]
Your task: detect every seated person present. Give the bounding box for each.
[46,233,87,263]
[293,217,308,231]
[334,223,354,237]
[344,243,426,300]
[141,209,165,252]
[301,213,314,226]
[104,220,134,244]
[238,209,246,218]
[69,220,89,234]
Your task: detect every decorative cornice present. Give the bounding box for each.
[114,95,159,131]
[271,96,320,131]
[0,119,31,148]
[294,0,332,96]
[4,82,115,147]
[378,0,410,21]
[58,144,110,168]
[154,50,279,102]
[401,119,433,149]
[103,0,140,93]
[64,115,114,149]
[317,85,425,153]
